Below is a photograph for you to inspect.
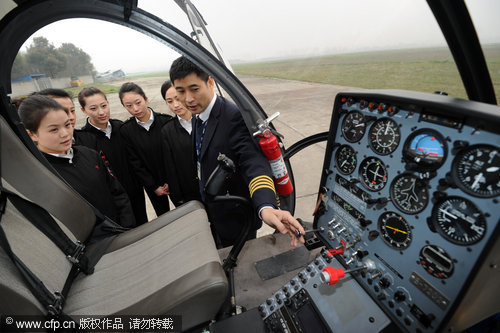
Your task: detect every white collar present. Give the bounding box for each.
[177,115,192,135]
[88,119,112,139]
[198,94,217,123]
[48,148,74,164]
[135,108,155,131]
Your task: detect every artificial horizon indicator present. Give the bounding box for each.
[403,128,447,171]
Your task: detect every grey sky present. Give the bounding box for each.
[21,0,500,74]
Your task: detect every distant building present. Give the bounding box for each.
[95,69,126,82]
[11,74,52,97]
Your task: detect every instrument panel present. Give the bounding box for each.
[313,90,500,332]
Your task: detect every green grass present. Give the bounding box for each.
[64,82,120,98]
[233,45,500,104]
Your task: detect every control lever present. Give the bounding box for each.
[320,259,376,286]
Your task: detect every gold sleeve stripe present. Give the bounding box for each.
[249,176,274,193]
[249,176,276,197]
[249,180,275,196]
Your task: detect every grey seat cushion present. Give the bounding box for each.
[66,207,227,330]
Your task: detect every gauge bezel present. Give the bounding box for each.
[378,211,412,250]
[368,117,401,155]
[341,110,367,143]
[389,173,429,215]
[359,156,388,192]
[419,244,454,279]
[450,144,500,198]
[335,144,357,175]
[430,196,487,246]
[402,128,448,171]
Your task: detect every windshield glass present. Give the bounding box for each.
[8,0,500,220]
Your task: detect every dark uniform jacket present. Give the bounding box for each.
[43,145,135,228]
[76,119,148,225]
[194,96,277,246]
[161,117,201,206]
[120,109,173,216]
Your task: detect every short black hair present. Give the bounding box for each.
[35,88,72,99]
[118,82,147,105]
[169,56,209,84]
[18,95,65,133]
[160,80,172,100]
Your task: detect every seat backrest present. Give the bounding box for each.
[0,116,95,241]
[0,186,74,315]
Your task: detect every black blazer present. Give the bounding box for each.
[194,96,277,242]
[76,119,147,225]
[119,110,172,192]
[161,117,201,206]
[43,145,135,228]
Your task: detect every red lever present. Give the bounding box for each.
[321,267,345,285]
[327,240,346,256]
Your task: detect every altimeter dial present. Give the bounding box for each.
[431,196,486,246]
[369,118,401,155]
[451,144,500,198]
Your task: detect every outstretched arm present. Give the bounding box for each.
[261,208,305,247]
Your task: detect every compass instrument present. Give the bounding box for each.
[419,245,454,279]
[378,211,412,249]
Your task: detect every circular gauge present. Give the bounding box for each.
[419,245,454,279]
[403,129,447,170]
[390,174,429,214]
[359,157,388,191]
[335,144,357,175]
[341,111,367,143]
[451,144,500,198]
[379,211,412,249]
[369,118,401,155]
[431,196,487,245]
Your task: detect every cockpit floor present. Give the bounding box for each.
[218,233,321,310]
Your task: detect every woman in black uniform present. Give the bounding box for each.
[77,87,148,226]
[18,95,136,241]
[119,82,173,217]
[160,80,201,207]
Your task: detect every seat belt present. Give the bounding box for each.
[0,192,70,319]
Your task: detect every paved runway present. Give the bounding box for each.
[74,75,355,232]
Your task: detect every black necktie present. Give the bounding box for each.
[195,116,204,159]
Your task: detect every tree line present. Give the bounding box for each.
[12,36,95,79]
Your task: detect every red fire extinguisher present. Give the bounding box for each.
[254,112,293,196]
